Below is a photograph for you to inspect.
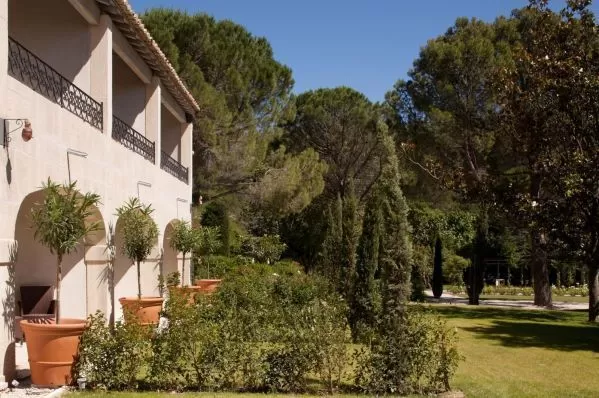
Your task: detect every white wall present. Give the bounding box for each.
[8,0,91,92]
[161,104,181,160]
[113,54,146,135]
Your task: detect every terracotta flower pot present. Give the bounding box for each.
[194,279,222,294]
[169,285,206,304]
[20,318,86,386]
[119,297,164,325]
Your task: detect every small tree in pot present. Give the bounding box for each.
[31,179,102,321]
[169,220,199,287]
[116,198,161,324]
[24,178,101,386]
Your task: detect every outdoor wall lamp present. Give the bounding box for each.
[1,118,33,147]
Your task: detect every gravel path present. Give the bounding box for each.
[424,290,588,311]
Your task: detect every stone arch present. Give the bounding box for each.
[13,188,106,324]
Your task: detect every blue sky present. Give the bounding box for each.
[130,1,599,103]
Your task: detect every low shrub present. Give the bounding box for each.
[74,312,152,390]
[355,306,460,395]
[193,254,252,279]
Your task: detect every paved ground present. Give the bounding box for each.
[424,290,588,311]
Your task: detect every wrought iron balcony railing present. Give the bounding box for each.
[8,37,103,130]
[161,151,189,184]
[113,116,155,163]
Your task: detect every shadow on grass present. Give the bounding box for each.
[432,305,572,323]
[462,321,599,352]
[432,305,599,353]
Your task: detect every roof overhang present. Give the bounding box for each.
[95,0,200,119]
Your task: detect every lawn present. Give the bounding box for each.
[436,305,599,398]
[69,305,599,398]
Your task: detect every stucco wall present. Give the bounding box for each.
[161,104,182,160]
[8,0,91,92]
[113,53,146,135]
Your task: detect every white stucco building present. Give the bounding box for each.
[0,0,200,381]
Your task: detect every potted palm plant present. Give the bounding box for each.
[21,178,101,386]
[116,198,162,325]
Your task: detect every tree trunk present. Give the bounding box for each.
[530,174,551,307]
[181,253,186,287]
[109,264,115,330]
[588,265,599,322]
[55,254,62,323]
[137,260,142,299]
[530,229,552,307]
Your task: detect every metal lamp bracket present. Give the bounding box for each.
[1,118,28,148]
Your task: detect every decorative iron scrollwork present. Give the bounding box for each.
[161,150,189,184]
[112,116,155,164]
[8,38,103,130]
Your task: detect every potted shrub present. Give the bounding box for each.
[22,179,101,386]
[168,220,206,300]
[116,198,162,325]
[193,226,223,293]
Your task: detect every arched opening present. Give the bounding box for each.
[13,188,105,376]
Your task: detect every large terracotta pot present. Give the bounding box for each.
[169,285,206,304]
[119,297,164,325]
[20,318,86,386]
[194,279,222,294]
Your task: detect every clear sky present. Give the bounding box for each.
[130,0,599,103]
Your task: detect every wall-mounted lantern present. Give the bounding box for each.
[1,118,33,147]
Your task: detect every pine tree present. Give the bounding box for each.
[432,236,443,298]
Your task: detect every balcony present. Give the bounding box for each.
[7,37,103,130]
[112,116,155,163]
[161,151,188,184]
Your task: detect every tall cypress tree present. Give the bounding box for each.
[432,236,443,298]
[378,134,413,318]
[350,194,382,338]
[341,184,359,299]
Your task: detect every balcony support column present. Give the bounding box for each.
[90,14,113,136]
[146,76,161,165]
[182,121,193,189]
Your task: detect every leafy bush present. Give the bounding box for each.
[444,254,470,287]
[75,312,152,390]
[355,306,460,395]
[241,235,287,263]
[194,255,252,279]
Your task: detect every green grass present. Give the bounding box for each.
[69,306,599,398]
[433,305,599,398]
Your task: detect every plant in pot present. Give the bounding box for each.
[193,226,222,294]
[116,198,161,325]
[168,220,206,300]
[23,178,101,386]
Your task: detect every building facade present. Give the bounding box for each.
[0,0,199,381]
